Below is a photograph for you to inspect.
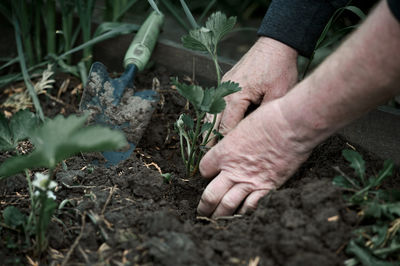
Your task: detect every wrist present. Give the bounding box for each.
[255,37,298,61]
[276,81,335,152]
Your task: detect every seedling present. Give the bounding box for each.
[0,111,127,254]
[173,12,241,177]
[333,149,400,264]
[333,149,394,204]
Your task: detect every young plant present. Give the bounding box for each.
[332,149,400,265]
[333,149,394,204]
[0,111,127,254]
[173,12,241,177]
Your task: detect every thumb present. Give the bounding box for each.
[199,144,221,178]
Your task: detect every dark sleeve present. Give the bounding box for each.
[257,0,349,58]
[387,0,400,22]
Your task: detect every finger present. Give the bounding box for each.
[199,144,221,178]
[211,183,252,218]
[219,97,250,135]
[238,189,270,215]
[197,172,234,217]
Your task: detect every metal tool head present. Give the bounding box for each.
[79,62,158,167]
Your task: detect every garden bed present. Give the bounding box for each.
[1,64,399,265]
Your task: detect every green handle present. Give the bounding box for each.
[124,11,164,71]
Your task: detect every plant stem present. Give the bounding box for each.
[179,132,186,166]
[186,111,204,177]
[212,55,221,85]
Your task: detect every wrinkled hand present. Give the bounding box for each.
[206,37,298,146]
[198,100,313,218]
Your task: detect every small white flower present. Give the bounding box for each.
[47,191,56,200]
[32,172,57,191]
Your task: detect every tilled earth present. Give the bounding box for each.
[0,67,398,265]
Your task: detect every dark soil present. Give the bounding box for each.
[0,67,399,266]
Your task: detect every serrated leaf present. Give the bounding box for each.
[172,78,204,110]
[3,206,26,229]
[0,114,127,178]
[343,149,365,182]
[215,81,241,98]
[181,113,194,129]
[181,29,211,52]
[0,110,38,152]
[9,110,39,144]
[205,12,236,44]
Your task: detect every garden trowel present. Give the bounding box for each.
[80,11,164,167]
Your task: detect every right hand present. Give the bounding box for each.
[198,99,313,217]
[206,37,298,146]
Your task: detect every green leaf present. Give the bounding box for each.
[181,29,212,53]
[181,113,194,129]
[343,149,366,183]
[181,12,236,54]
[172,78,204,110]
[201,81,241,114]
[215,81,241,98]
[344,6,366,20]
[201,122,212,134]
[0,114,127,178]
[0,110,38,151]
[205,12,236,44]
[374,160,394,186]
[208,97,226,114]
[3,206,27,229]
[333,175,353,189]
[370,224,389,248]
[346,240,396,266]
[93,22,140,38]
[0,113,13,151]
[9,110,39,144]
[364,201,400,219]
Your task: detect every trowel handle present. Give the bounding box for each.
[123,11,164,71]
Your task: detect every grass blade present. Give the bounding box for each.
[147,0,162,15]
[160,0,190,31]
[179,0,198,29]
[0,57,19,71]
[115,0,139,21]
[199,0,216,23]
[13,15,44,121]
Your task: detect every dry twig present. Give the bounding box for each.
[61,212,86,266]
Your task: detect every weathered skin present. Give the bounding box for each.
[198,0,400,218]
[206,37,298,146]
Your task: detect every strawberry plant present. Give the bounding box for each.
[0,111,126,254]
[333,149,400,265]
[173,12,241,177]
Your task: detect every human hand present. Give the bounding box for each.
[206,37,298,146]
[198,100,313,218]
